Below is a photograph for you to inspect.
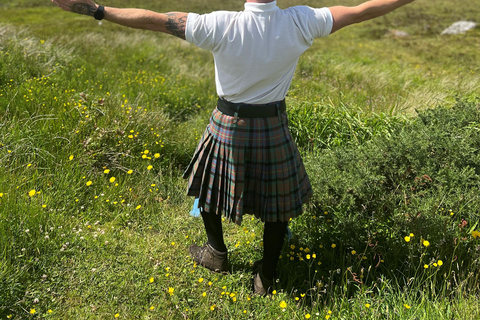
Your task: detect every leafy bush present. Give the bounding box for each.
[290,98,480,296]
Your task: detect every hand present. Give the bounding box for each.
[51,0,99,16]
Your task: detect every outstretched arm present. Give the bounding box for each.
[329,0,415,33]
[51,0,188,39]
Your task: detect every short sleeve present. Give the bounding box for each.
[310,7,333,38]
[287,6,333,44]
[185,12,217,51]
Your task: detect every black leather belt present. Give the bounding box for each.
[217,97,286,118]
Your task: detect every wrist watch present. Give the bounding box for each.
[94,5,105,20]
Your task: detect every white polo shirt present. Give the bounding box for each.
[186,1,333,104]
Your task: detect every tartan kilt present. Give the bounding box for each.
[183,107,313,225]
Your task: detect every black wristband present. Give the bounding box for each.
[94,5,105,20]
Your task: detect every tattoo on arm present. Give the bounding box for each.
[71,3,97,16]
[165,13,187,40]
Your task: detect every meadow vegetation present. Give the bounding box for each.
[1,0,480,319]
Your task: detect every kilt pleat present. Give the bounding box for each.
[183,107,312,225]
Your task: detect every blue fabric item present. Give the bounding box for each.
[190,198,201,217]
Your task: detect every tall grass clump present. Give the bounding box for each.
[287,100,410,150]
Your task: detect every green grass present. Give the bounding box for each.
[1,0,480,319]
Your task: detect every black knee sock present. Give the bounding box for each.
[200,211,227,252]
[262,221,288,280]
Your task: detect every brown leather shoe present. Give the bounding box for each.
[189,243,229,273]
[253,264,274,296]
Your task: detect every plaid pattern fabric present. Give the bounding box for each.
[183,107,313,225]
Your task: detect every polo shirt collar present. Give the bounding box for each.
[244,1,278,13]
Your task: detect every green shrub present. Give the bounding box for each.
[289,98,480,297]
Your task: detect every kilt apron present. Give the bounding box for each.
[183,106,312,225]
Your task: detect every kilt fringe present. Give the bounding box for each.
[183,108,312,225]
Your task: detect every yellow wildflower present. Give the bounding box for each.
[86,181,92,186]
[168,287,174,295]
[279,300,287,309]
[404,236,411,242]
[423,240,430,247]
[109,177,116,183]
[28,189,36,197]
[472,231,480,239]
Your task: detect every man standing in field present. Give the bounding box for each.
[52,0,415,295]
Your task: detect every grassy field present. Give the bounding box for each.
[1,0,480,319]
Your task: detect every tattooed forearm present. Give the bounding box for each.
[165,13,186,40]
[71,3,97,16]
